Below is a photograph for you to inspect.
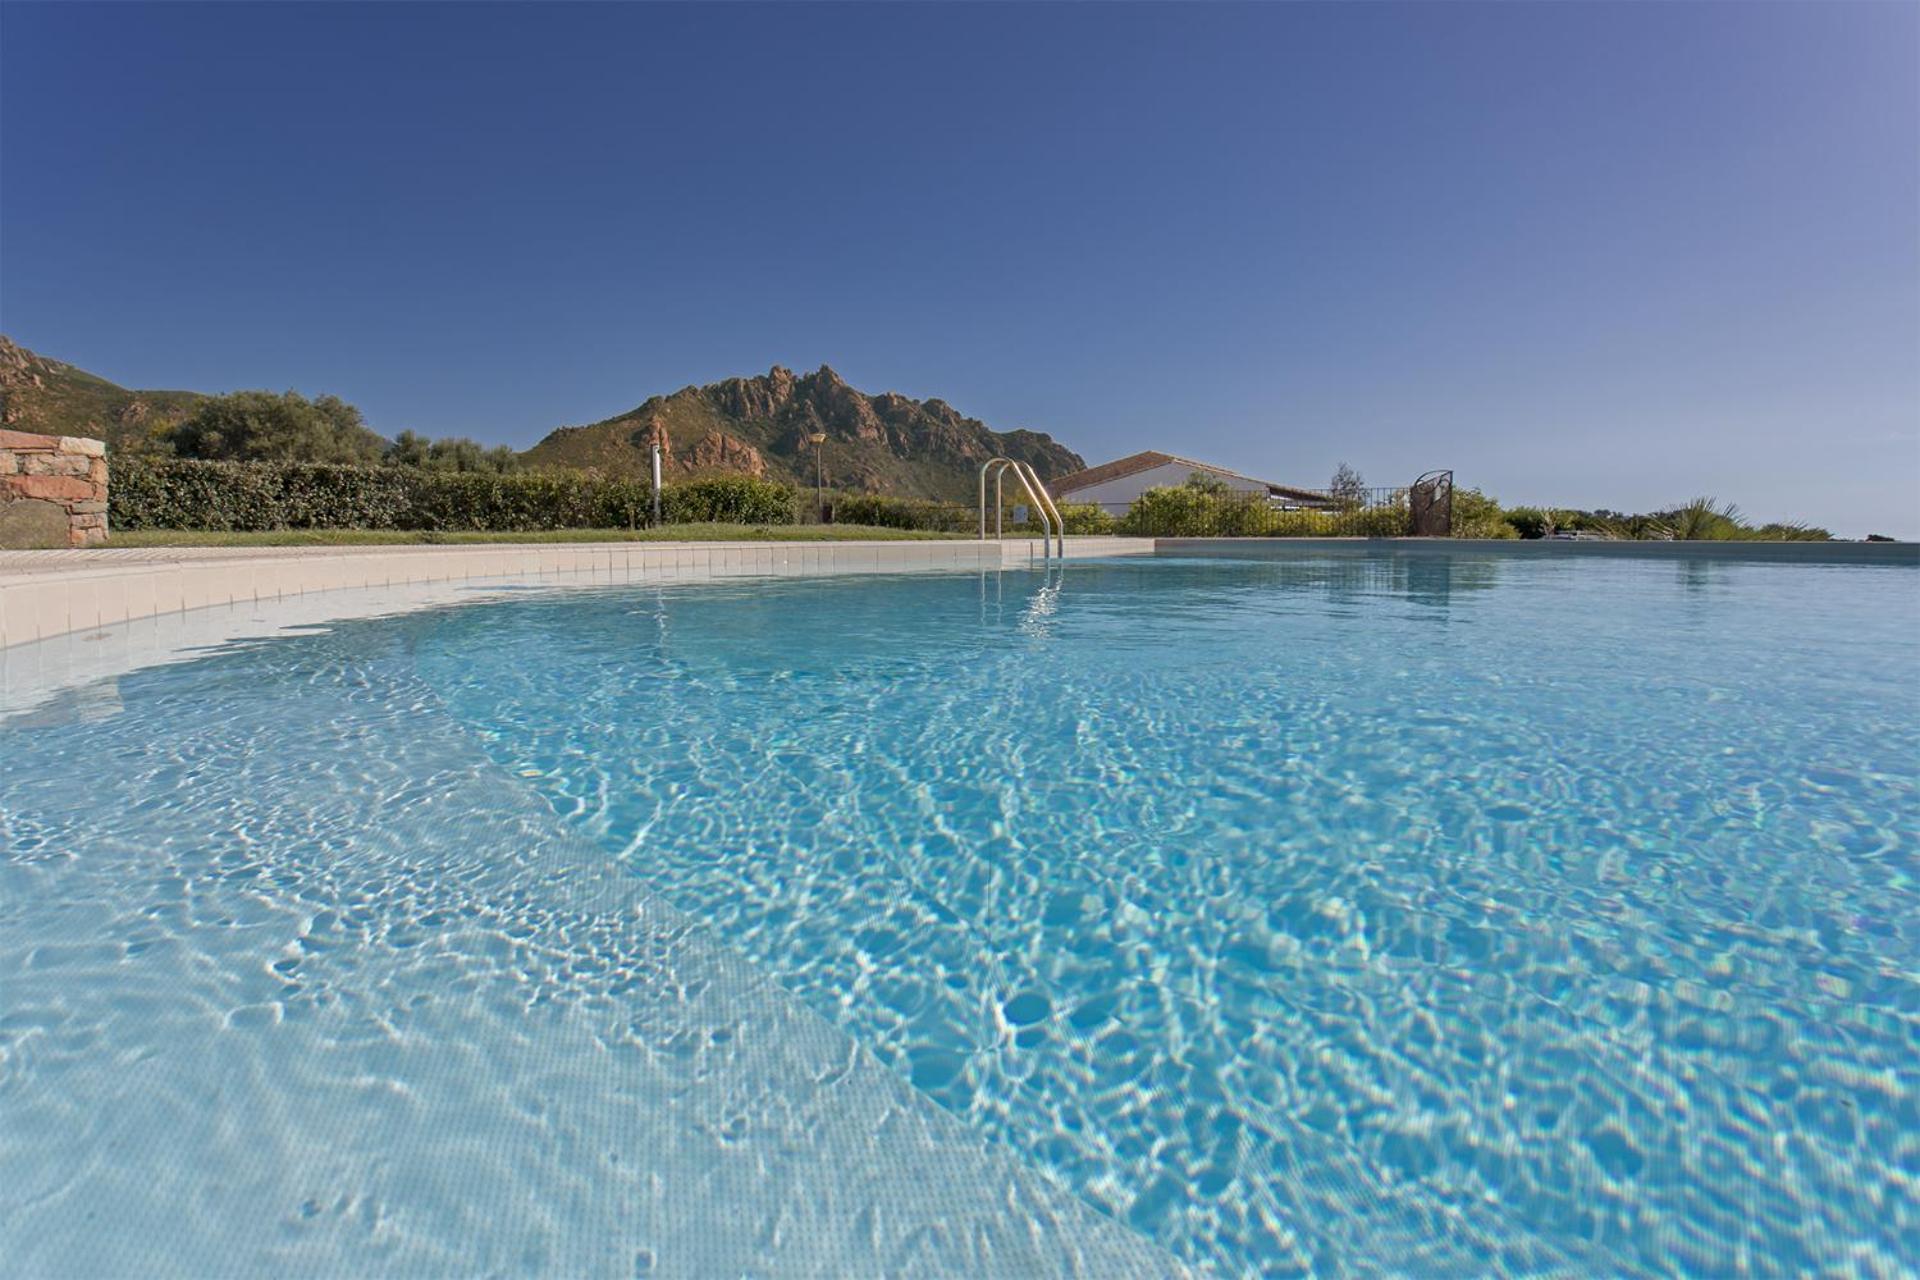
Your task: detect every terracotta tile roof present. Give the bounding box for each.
[1049,450,1179,494]
[1051,451,1326,504]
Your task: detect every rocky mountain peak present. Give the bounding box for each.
[526,363,1084,499]
[0,337,1087,502]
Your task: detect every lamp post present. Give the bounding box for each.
[809,432,827,523]
[649,440,663,528]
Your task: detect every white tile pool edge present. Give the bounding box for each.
[0,537,1156,650]
[8,534,1910,652]
[0,539,1155,716]
[7,535,1907,709]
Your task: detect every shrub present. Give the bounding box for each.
[831,494,975,533]
[660,475,797,525]
[1457,493,1830,542]
[1057,503,1117,535]
[1261,508,1339,536]
[385,430,521,473]
[829,495,1116,536]
[1118,485,1413,537]
[1449,487,1518,539]
[1502,506,1551,539]
[1663,497,1744,541]
[109,458,796,532]
[168,391,388,465]
[1119,486,1270,536]
[405,468,649,530]
[1745,521,1830,542]
[1345,503,1414,537]
[111,459,417,531]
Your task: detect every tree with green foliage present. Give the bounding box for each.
[1502,506,1553,539]
[168,391,387,465]
[385,430,519,473]
[439,440,520,473]
[384,429,433,469]
[1183,471,1231,497]
[1449,488,1519,539]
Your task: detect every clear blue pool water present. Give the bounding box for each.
[3,553,1916,1276]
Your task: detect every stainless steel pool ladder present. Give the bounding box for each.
[978,458,1066,560]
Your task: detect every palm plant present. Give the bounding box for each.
[1750,520,1828,541]
[1664,497,1746,541]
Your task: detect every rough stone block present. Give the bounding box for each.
[0,428,59,451]
[0,496,72,549]
[11,474,94,502]
[21,453,93,477]
[0,434,113,546]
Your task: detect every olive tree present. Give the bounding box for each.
[169,391,386,464]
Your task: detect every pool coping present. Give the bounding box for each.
[2,533,1911,652]
[1157,536,1920,564]
[0,537,1157,650]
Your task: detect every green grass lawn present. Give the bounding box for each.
[103,523,969,548]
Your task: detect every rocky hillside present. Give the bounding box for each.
[0,336,204,448]
[0,339,1086,499]
[522,365,1084,499]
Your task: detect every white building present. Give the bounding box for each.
[1051,450,1326,516]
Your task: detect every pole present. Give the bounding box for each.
[650,442,662,527]
[809,432,827,523]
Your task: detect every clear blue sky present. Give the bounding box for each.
[3,2,1914,535]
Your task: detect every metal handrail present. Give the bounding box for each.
[980,458,1018,540]
[984,459,1048,549]
[1022,461,1068,558]
[991,461,1032,542]
[1010,460,1062,557]
[978,458,1063,559]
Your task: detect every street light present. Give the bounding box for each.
[809,432,827,523]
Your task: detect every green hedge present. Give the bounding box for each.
[826,495,1118,535]
[658,475,797,525]
[110,459,797,531]
[830,494,977,533]
[1115,487,1416,537]
[1057,503,1117,535]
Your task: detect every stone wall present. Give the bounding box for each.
[0,429,108,548]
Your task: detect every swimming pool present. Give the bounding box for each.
[2,552,1915,1275]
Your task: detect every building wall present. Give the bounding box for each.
[0,430,109,548]
[1058,462,1267,515]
